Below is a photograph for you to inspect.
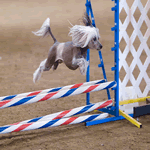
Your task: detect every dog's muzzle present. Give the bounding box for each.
[100,44,103,49]
[97,44,103,51]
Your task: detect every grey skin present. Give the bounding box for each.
[44,36,102,74]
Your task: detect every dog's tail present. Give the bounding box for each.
[32,18,57,43]
[33,59,47,83]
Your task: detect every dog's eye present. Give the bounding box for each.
[93,37,96,41]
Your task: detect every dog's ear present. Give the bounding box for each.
[82,12,92,26]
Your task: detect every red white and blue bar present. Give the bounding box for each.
[0,113,108,134]
[0,81,116,109]
[10,100,112,125]
[0,79,105,101]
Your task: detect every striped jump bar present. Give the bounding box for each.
[0,113,108,134]
[9,100,112,125]
[0,79,105,101]
[0,81,116,109]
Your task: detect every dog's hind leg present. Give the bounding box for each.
[33,58,56,83]
[52,61,59,70]
[33,46,57,83]
[33,58,55,83]
[52,60,63,70]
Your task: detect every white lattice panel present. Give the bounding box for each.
[119,0,150,98]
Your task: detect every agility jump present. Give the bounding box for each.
[0,0,149,135]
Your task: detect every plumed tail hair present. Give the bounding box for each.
[32,18,57,43]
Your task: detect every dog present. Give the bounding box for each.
[32,13,102,83]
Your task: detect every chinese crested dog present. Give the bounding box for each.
[32,13,102,83]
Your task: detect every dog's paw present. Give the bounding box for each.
[78,61,88,76]
[85,60,89,69]
[33,68,42,83]
[77,58,89,75]
[80,68,86,75]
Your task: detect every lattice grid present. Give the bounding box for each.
[119,0,150,97]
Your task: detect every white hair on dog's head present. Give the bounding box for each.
[69,25,100,48]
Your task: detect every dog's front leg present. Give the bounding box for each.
[77,58,89,75]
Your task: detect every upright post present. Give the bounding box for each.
[85,0,111,105]
[86,0,90,105]
[111,0,119,117]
